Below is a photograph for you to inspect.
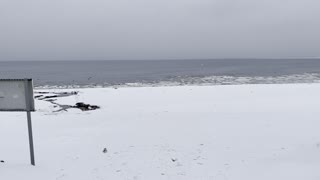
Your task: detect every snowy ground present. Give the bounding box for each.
[1,84,320,180]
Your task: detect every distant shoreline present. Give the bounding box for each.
[34,73,320,89]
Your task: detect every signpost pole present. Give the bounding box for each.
[26,110,35,166]
[24,79,35,166]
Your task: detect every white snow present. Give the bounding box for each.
[1,84,320,180]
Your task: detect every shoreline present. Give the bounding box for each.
[33,73,320,90]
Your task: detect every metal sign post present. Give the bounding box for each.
[24,79,35,166]
[0,79,36,166]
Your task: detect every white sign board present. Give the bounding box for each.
[0,79,36,165]
[0,79,35,111]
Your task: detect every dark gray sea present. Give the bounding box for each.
[1,59,320,88]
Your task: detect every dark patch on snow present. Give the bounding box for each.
[74,102,100,111]
[171,158,178,162]
[34,91,100,112]
[35,91,78,100]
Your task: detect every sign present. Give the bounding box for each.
[0,79,35,111]
[0,79,36,166]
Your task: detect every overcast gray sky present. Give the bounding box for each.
[1,0,320,61]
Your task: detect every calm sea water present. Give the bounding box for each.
[1,59,320,87]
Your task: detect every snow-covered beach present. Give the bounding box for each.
[1,84,320,180]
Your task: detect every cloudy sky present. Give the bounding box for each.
[1,0,320,61]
